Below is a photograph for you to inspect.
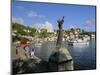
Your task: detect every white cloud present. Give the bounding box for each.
[12,17,25,25]
[28,11,38,17]
[16,6,25,10]
[33,21,54,32]
[85,19,95,26]
[27,11,45,18]
[43,21,54,32]
[16,6,45,18]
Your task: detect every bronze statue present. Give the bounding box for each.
[57,16,64,29]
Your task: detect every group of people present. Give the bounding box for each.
[24,43,35,58]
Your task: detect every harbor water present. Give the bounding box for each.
[35,40,96,70]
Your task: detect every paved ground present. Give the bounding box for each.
[11,45,30,60]
[11,44,48,74]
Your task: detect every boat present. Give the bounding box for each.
[68,39,89,46]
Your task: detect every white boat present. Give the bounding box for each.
[68,39,89,46]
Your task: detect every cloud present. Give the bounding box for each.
[83,19,95,31]
[16,6,25,9]
[27,11,45,18]
[85,19,95,26]
[43,21,54,32]
[12,17,25,25]
[16,5,45,18]
[33,21,54,32]
[28,11,38,17]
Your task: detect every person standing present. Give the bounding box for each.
[29,43,35,58]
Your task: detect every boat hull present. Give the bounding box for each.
[68,41,89,46]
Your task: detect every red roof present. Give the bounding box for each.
[20,41,28,46]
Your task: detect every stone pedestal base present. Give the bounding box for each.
[49,47,74,71]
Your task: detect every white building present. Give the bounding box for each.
[24,29,31,33]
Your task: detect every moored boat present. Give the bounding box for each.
[68,39,89,46]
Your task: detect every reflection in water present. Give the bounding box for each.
[35,40,96,70]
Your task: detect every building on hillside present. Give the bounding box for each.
[24,29,31,33]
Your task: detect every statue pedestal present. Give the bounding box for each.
[48,16,73,71]
[49,47,74,71]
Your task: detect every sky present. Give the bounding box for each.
[12,0,96,32]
